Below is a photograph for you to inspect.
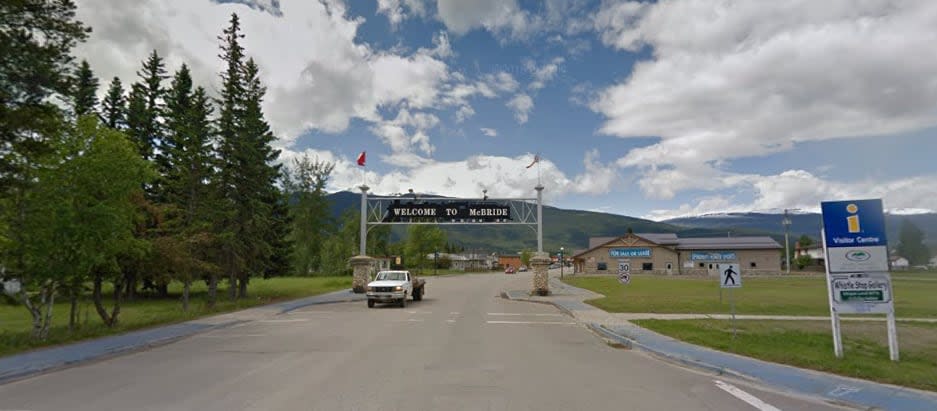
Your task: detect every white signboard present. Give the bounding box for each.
[617,260,631,285]
[826,246,888,273]
[829,272,894,314]
[719,263,741,289]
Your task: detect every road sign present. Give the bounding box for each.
[819,199,898,361]
[618,260,631,284]
[829,272,893,313]
[821,200,888,272]
[719,263,741,288]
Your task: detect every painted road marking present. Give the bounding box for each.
[714,380,781,411]
[259,319,309,323]
[195,334,266,338]
[487,313,564,317]
[446,319,456,323]
[486,321,576,325]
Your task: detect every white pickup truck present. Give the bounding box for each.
[366,270,425,308]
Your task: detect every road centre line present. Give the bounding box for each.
[714,380,782,411]
[486,321,576,325]
[259,319,309,323]
[487,313,564,317]
[195,334,266,338]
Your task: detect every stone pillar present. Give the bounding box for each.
[531,253,551,296]
[350,255,373,293]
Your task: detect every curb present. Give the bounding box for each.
[0,319,245,385]
[0,288,360,385]
[503,284,937,411]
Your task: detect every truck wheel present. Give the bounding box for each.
[367,299,375,308]
[399,294,407,308]
[414,288,423,301]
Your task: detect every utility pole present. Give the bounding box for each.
[560,247,564,279]
[783,209,792,275]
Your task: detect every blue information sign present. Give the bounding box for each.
[609,248,651,258]
[821,199,887,248]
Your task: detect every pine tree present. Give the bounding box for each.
[236,58,283,296]
[125,50,166,163]
[162,65,219,310]
[72,60,99,118]
[101,77,126,129]
[284,155,334,275]
[214,13,248,304]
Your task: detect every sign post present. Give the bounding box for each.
[821,199,898,361]
[719,263,741,339]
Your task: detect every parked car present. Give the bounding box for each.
[505,266,515,274]
[519,265,528,272]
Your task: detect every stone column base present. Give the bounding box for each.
[349,255,374,293]
[530,254,551,296]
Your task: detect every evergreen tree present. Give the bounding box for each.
[125,50,166,163]
[897,219,931,265]
[101,77,126,129]
[162,65,220,310]
[71,60,99,118]
[214,14,283,300]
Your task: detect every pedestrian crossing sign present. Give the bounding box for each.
[719,263,741,288]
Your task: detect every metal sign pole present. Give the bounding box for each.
[887,311,900,361]
[730,287,736,340]
[821,228,844,358]
[359,185,369,255]
[535,185,544,254]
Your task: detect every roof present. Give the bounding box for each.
[575,233,781,257]
[675,237,781,250]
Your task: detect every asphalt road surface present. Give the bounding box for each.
[0,273,848,411]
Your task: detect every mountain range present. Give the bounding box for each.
[322,192,937,254]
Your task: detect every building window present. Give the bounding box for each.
[699,262,705,268]
[597,262,607,271]
[666,263,672,270]
[642,263,653,271]
[750,262,757,268]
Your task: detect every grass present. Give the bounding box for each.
[633,319,937,392]
[0,276,351,357]
[564,274,937,317]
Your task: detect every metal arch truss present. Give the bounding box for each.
[365,196,540,234]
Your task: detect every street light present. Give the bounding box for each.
[560,247,564,279]
[783,209,792,275]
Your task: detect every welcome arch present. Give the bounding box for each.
[350,184,551,295]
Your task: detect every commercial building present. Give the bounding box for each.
[572,233,782,275]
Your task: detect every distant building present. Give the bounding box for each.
[499,255,522,270]
[572,233,782,275]
[794,243,825,266]
[890,256,910,270]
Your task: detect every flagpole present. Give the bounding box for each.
[537,153,542,186]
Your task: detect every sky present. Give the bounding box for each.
[73,0,937,220]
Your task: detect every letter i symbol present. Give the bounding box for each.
[846,203,860,233]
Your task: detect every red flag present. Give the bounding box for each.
[356,151,366,166]
[525,154,540,169]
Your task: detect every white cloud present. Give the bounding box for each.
[644,170,937,220]
[589,0,937,206]
[435,0,538,40]
[480,127,498,137]
[526,57,565,90]
[507,93,534,124]
[369,109,440,156]
[74,0,451,146]
[376,0,429,28]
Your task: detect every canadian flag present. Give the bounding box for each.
[356,151,366,166]
[525,154,540,169]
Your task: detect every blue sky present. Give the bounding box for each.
[75,0,937,219]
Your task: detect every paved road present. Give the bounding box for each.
[0,273,847,411]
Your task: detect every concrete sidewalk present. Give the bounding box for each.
[504,275,937,411]
[0,288,364,384]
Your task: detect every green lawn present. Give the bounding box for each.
[633,319,937,392]
[0,276,351,357]
[565,275,937,317]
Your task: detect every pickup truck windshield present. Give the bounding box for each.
[376,272,406,281]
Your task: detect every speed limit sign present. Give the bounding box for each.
[618,260,631,284]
